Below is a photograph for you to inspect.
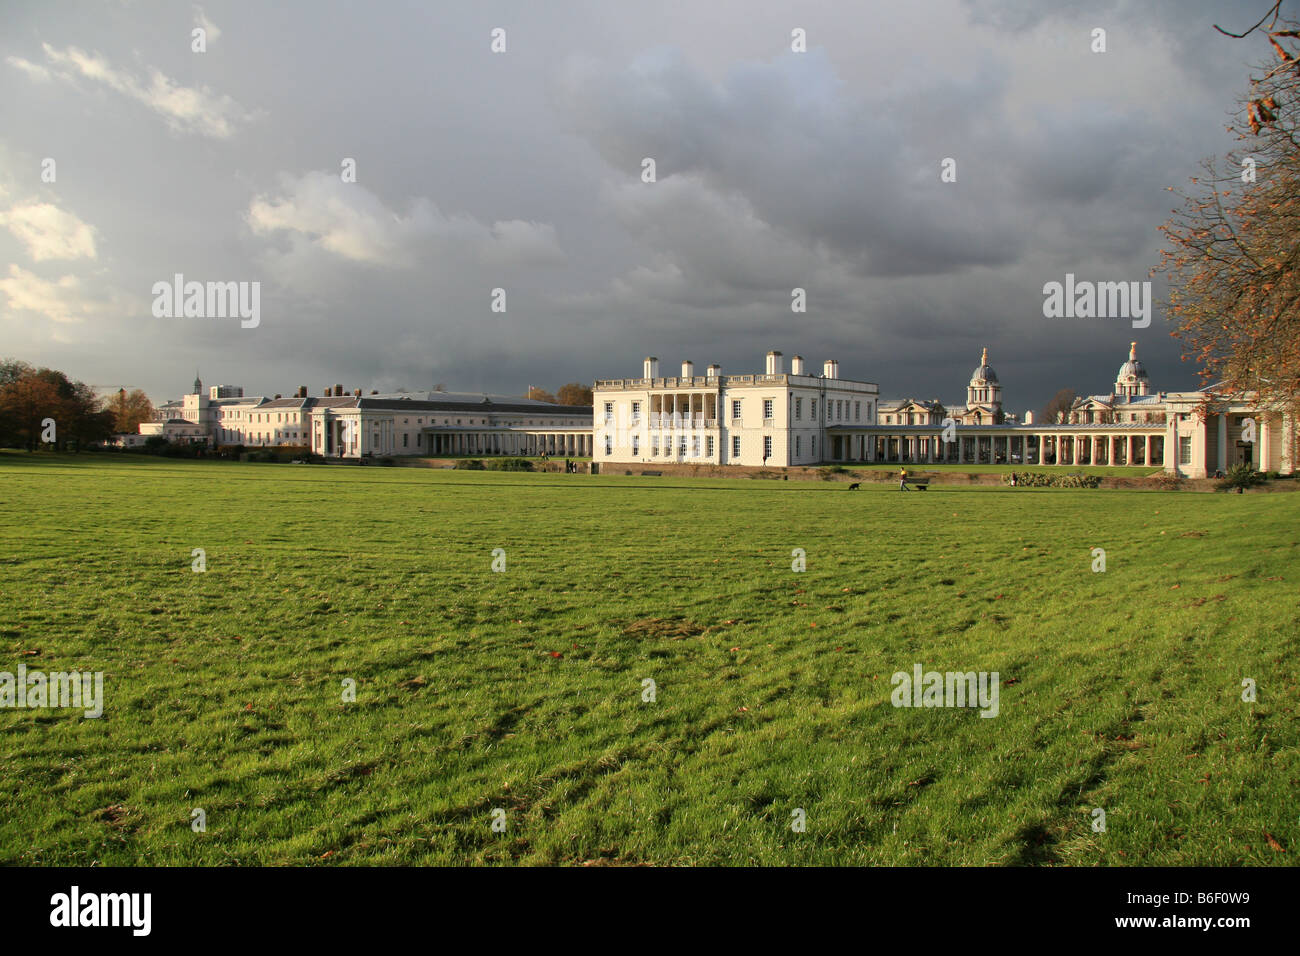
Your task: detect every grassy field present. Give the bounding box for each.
[0,452,1296,866]
[848,464,1164,477]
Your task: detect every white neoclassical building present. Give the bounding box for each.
[593,345,1298,477]
[139,377,592,458]
[137,347,1297,477]
[592,352,880,467]
[829,343,1296,477]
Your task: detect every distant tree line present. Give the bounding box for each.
[527,383,593,406]
[1039,388,1078,425]
[0,358,153,451]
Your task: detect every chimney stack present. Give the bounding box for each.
[707,364,721,379]
[324,386,332,397]
[335,383,343,397]
[354,388,362,397]
[823,359,839,379]
[791,355,805,375]
[681,360,694,379]
[643,356,659,379]
[766,351,784,375]
[297,386,307,398]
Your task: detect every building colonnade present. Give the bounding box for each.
[828,428,1167,467]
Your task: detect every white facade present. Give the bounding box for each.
[137,378,591,458]
[593,352,880,467]
[308,393,591,459]
[594,344,1298,477]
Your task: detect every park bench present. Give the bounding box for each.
[907,477,931,490]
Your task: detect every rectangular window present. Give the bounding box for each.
[796,435,801,457]
[692,436,700,457]
[631,401,641,422]
[679,435,687,456]
[605,436,612,455]
[764,436,772,460]
[706,435,714,457]
[632,435,639,455]
[855,401,861,422]
[810,400,817,420]
[795,397,802,420]
[763,398,773,420]
[732,399,742,420]
[651,437,659,456]
[403,434,408,448]
[604,402,614,423]
[732,435,741,458]
[812,435,817,456]
[1179,436,1192,465]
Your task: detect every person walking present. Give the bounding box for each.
[899,467,910,491]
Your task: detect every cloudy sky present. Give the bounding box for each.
[0,0,1280,413]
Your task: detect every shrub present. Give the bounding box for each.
[1148,471,1185,489]
[1216,463,1265,492]
[485,457,533,472]
[454,459,485,470]
[1003,472,1101,489]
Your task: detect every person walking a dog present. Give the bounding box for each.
[899,467,910,491]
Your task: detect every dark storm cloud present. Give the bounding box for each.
[0,0,1278,412]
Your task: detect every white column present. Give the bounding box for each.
[1260,413,1272,472]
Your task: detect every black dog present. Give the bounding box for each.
[847,482,860,491]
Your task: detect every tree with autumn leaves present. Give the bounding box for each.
[0,359,117,450]
[528,383,593,406]
[1157,3,1300,416]
[107,387,156,433]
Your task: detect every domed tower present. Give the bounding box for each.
[966,347,1002,422]
[1114,342,1150,397]
[193,372,203,396]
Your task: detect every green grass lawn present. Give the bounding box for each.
[845,464,1164,477]
[1,452,1296,865]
